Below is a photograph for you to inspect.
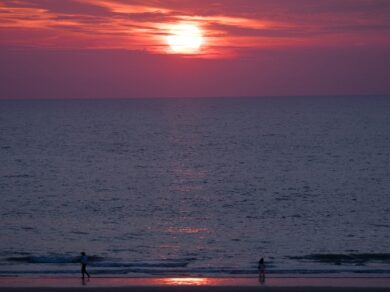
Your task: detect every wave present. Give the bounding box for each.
[6,255,104,264]
[2,253,390,276]
[2,174,32,178]
[1,267,390,276]
[289,253,390,265]
[93,262,189,268]
[4,254,195,269]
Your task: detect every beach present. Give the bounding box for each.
[0,277,389,291]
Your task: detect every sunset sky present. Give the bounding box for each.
[1,0,389,99]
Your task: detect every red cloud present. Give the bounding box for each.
[1,0,389,57]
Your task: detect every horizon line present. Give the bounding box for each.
[0,94,389,101]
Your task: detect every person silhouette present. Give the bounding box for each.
[258,257,265,283]
[80,252,90,279]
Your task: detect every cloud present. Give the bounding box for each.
[0,0,389,57]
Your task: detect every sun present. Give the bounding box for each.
[167,23,203,54]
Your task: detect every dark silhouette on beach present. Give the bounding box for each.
[258,257,265,283]
[80,252,90,279]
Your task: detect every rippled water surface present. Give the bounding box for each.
[0,97,389,276]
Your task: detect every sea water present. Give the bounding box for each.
[0,96,389,276]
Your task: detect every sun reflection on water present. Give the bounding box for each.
[163,277,210,286]
[167,226,208,234]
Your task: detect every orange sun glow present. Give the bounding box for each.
[167,23,203,54]
[163,278,210,286]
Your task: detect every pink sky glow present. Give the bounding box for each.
[0,0,389,98]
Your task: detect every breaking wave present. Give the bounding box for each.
[289,253,390,265]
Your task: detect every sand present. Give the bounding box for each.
[0,277,389,291]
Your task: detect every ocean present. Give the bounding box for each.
[0,96,389,277]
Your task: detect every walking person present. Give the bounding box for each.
[80,252,90,279]
[258,257,265,283]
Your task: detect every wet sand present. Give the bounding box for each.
[0,277,389,291]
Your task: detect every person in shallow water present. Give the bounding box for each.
[80,252,90,279]
[258,257,265,283]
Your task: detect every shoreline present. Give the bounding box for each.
[0,276,389,290]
